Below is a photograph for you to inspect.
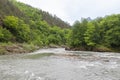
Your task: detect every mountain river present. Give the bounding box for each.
[0,48,120,80]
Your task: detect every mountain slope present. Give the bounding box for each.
[11,0,70,28]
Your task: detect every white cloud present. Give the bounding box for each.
[17,0,120,25]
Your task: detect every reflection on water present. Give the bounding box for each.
[0,48,120,80]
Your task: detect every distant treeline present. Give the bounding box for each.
[69,15,120,52]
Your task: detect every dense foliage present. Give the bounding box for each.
[70,15,120,51]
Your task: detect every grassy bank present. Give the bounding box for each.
[0,42,39,55]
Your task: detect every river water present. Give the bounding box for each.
[0,48,120,80]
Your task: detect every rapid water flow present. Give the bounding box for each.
[0,48,120,80]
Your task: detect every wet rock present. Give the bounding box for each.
[65,47,70,50]
[103,59,109,62]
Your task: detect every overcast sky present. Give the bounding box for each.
[17,0,120,25]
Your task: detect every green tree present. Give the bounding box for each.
[70,19,88,47]
[101,14,120,48]
[84,22,96,50]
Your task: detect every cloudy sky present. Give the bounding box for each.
[17,0,120,25]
